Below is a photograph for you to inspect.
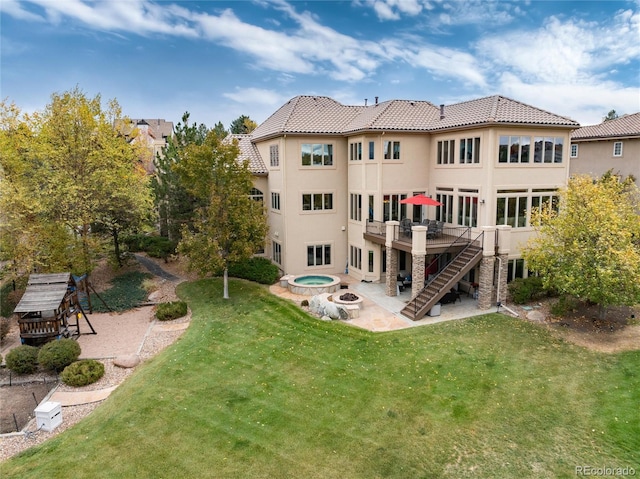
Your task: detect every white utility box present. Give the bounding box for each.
[35,401,62,432]
[427,303,441,317]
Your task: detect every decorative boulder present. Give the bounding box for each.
[113,354,141,369]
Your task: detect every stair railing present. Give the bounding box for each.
[405,230,484,317]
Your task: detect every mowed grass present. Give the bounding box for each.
[2,279,638,478]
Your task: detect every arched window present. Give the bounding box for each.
[250,188,263,204]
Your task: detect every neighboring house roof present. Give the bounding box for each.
[227,134,268,176]
[129,118,175,139]
[571,112,640,141]
[252,95,578,141]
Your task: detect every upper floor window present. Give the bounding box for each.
[369,141,375,160]
[349,142,362,161]
[437,140,455,164]
[457,189,479,227]
[383,141,400,160]
[302,193,333,211]
[613,141,623,157]
[496,189,528,228]
[350,193,362,221]
[459,137,480,163]
[271,192,280,210]
[570,144,578,158]
[301,143,333,166]
[436,189,454,223]
[383,194,407,221]
[534,137,563,163]
[269,145,279,167]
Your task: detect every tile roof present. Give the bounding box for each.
[251,96,364,140]
[227,134,268,175]
[252,95,578,141]
[431,96,579,130]
[571,112,640,140]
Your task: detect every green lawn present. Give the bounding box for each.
[2,279,638,478]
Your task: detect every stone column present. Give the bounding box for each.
[477,226,497,310]
[477,257,494,310]
[385,221,399,297]
[411,225,427,298]
[496,226,512,304]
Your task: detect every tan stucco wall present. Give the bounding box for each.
[570,138,640,182]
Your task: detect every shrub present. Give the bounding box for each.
[146,237,177,262]
[38,338,81,371]
[0,318,10,342]
[6,345,39,374]
[61,359,105,387]
[156,301,188,321]
[228,257,280,285]
[550,295,580,317]
[507,276,547,304]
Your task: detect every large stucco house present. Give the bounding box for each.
[233,95,579,320]
[570,112,640,183]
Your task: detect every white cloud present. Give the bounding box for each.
[357,0,432,21]
[497,72,640,125]
[223,87,286,107]
[0,0,45,21]
[407,44,486,87]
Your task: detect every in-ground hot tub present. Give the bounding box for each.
[288,274,341,295]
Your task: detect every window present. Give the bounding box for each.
[533,137,563,163]
[383,194,407,221]
[302,193,333,211]
[383,141,400,160]
[437,140,455,164]
[307,244,331,266]
[350,194,362,221]
[350,142,362,161]
[369,141,375,160]
[570,144,578,158]
[271,192,280,210]
[457,189,478,227]
[368,250,374,273]
[499,136,530,163]
[301,143,333,166]
[613,141,623,157]
[436,189,454,223]
[269,145,279,167]
[507,259,525,282]
[350,246,362,270]
[459,137,480,163]
[250,188,264,205]
[272,241,282,265]
[530,189,559,224]
[496,190,528,227]
[368,195,374,222]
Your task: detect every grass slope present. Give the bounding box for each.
[2,279,638,478]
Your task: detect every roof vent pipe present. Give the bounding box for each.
[365,98,368,106]
[375,96,379,105]
[440,104,445,120]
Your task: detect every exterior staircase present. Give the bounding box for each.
[401,244,483,321]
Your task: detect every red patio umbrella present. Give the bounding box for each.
[399,194,442,206]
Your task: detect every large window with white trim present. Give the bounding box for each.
[499,136,564,163]
[437,140,455,164]
[383,141,400,160]
[496,189,528,227]
[350,194,362,221]
[436,189,454,223]
[457,189,479,227]
[301,143,333,166]
[459,137,480,163]
[307,244,331,266]
[383,194,407,221]
[350,245,362,270]
[302,193,333,211]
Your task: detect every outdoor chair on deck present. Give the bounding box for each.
[400,218,413,238]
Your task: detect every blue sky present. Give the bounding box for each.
[2,0,639,129]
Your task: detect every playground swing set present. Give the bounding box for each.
[12,272,105,346]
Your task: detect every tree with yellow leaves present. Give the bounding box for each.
[524,174,640,320]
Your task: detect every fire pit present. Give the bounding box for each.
[331,291,364,316]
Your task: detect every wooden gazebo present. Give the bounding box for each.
[13,273,96,346]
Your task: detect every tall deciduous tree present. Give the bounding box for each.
[175,131,267,298]
[152,112,208,241]
[523,174,640,320]
[0,87,153,274]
